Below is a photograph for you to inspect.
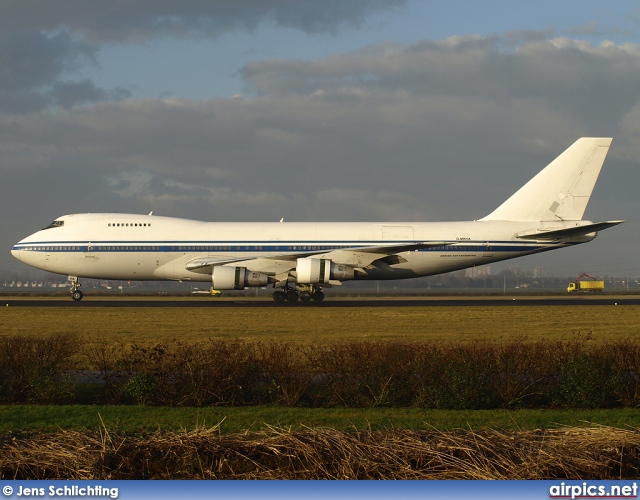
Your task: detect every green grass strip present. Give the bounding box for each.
[2,405,640,435]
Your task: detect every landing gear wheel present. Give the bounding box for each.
[272,290,286,303]
[286,291,299,302]
[299,291,312,302]
[311,290,325,302]
[68,276,82,302]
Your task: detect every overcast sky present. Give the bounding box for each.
[2,0,638,278]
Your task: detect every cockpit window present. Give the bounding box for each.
[43,220,64,230]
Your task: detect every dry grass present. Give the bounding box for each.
[2,424,639,479]
[2,303,640,345]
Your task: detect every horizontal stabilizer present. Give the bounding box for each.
[515,220,625,240]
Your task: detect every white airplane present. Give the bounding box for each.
[11,137,623,302]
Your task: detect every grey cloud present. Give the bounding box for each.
[51,80,131,109]
[0,0,405,113]
[0,31,90,111]
[0,31,128,112]
[104,169,424,222]
[8,36,640,187]
[0,0,406,42]
[266,0,405,35]
[236,36,640,226]
[242,36,640,135]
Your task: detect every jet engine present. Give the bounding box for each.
[295,257,355,284]
[212,266,269,290]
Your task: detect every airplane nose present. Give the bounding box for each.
[11,246,23,262]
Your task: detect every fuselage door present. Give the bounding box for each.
[381,225,414,242]
[85,241,97,259]
[483,242,493,258]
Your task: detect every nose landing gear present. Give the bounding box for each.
[69,276,83,301]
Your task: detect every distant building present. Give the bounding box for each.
[508,267,522,277]
[465,266,491,278]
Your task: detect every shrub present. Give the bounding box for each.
[414,343,499,410]
[123,373,157,405]
[92,340,263,406]
[546,340,617,409]
[6,336,640,409]
[311,341,419,407]
[257,342,316,407]
[0,334,78,403]
[609,340,640,407]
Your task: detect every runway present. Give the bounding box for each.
[3,296,639,307]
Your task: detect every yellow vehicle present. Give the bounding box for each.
[567,273,604,292]
[191,287,222,296]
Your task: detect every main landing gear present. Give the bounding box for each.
[69,276,84,302]
[272,284,325,303]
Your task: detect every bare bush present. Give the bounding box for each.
[0,334,78,403]
[6,337,640,409]
[486,340,551,408]
[257,342,317,407]
[609,340,640,407]
[311,341,418,407]
[90,340,262,406]
[413,343,499,409]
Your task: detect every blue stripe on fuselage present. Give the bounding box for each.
[12,240,562,254]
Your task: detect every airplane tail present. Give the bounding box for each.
[480,137,613,222]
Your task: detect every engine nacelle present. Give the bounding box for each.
[296,258,355,284]
[212,266,269,290]
[331,263,356,280]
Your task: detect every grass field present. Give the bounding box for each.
[2,298,640,345]
[4,405,640,435]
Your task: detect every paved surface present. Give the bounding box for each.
[3,296,639,307]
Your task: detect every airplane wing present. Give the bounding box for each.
[515,220,625,240]
[185,241,446,273]
[318,242,443,268]
[186,256,256,271]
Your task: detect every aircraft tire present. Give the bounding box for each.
[311,290,325,301]
[299,291,312,302]
[71,290,84,302]
[286,291,299,302]
[272,290,286,302]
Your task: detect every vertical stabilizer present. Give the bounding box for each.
[480,137,612,222]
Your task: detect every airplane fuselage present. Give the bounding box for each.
[11,213,590,282]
